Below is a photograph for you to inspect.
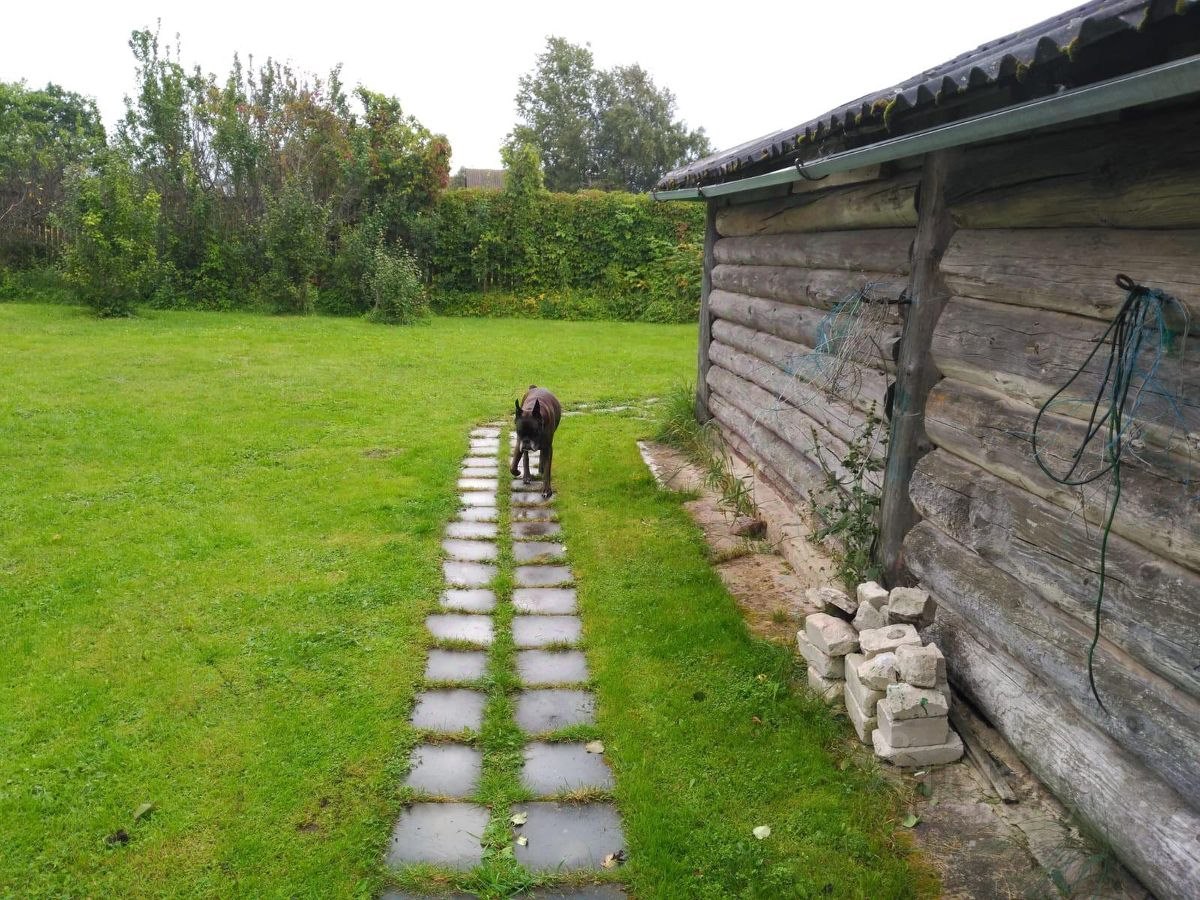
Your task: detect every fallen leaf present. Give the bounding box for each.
[901,813,921,828]
[751,715,762,725]
[133,802,154,822]
[510,812,527,827]
[516,835,528,846]
[752,825,771,840]
[916,781,932,798]
[602,849,627,869]
[584,740,604,754]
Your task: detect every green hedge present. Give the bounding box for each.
[412,188,705,323]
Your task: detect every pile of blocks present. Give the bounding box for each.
[797,582,963,766]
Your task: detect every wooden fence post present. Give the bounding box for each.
[878,150,958,585]
[695,200,718,422]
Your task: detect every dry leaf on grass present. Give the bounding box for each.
[752,825,771,840]
[510,812,527,826]
[584,741,604,754]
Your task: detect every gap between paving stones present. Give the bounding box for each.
[387,423,626,897]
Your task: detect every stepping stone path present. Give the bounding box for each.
[387,423,626,895]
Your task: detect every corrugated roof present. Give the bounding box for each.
[656,0,1200,190]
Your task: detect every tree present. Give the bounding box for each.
[511,37,710,193]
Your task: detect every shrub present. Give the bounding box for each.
[59,151,161,317]
[258,179,328,315]
[366,246,428,324]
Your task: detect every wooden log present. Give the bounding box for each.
[711,264,907,311]
[933,297,1200,452]
[713,229,913,273]
[707,363,873,491]
[926,605,1200,900]
[696,202,718,422]
[906,520,1200,803]
[879,149,957,586]
[940,228,1200,331]
[948,705,1017,804]
[715,172,919,237]
[707,392,824,500]
[911,449,1200,698]
[712,319,890,416]
[949,114,1200,229]
[710,341,879,455]
[926,378,1200,572]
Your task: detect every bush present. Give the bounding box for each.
[258,179,328,315]
[366,247,428,324]
[59,151,161,317]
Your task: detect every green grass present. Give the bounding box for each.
[0,302,925,897]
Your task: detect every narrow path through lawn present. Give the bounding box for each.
[385,425,626,898]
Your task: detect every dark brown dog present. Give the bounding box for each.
[510,385,561,498]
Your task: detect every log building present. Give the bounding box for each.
[654,2,1200,895]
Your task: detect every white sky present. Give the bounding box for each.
[5,0,1076,172]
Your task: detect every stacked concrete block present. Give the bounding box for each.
[871,648,962,766]
[843,653,885,743]
[806,586,857,621]
[798,612,858,703]
[886,586,936,628]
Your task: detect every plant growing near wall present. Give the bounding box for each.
[807,411,887,590]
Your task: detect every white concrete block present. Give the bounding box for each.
[896,643,944,688]
[856,581,889,610]
[844,652,885,715]
[806,586,857,620]
[852,601,887,632]
[843,679,876,744]
[873,727,963,766]
[858,624,921,658]
[887,587,936,627]
[857,652,900,690]
[877,701,950,747]
[797,631,845,679]
[884,683,949,720]
[807,665,842,704]
[804,612,859,657]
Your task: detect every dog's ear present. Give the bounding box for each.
[514,399,522,416]
[532,399,541,416]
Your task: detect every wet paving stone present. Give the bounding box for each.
[513,615,582,648]
[512,520,563,540]
[512,491,553,506]
[513,588,577,615]
[511,477,544,489]
[516,650,589,686]
[461,466,499,478]
[515,689,595,732]
[440,589,497,614]
[469,440,499,454]
[442,539,498,562]
[457,506,498,522]
[470,427,500,438]
[461,456,498,469]
[411,690,486,732]
[385,802,488,869]
[521,742,615,796]
[515,565,573,587]
[426,614,493,646]
[512,507,557,523]
[509,802,624,871]
[405,744,482,796]
[526,888,626,899]
[425,649,488,682]
[443,561,496,587]
[457,477,499,491]
[513,541,567,563]
[459,491,497,507]
[445,520,497,540]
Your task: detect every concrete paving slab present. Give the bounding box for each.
[440,589,497,613]
[513,588,577,615]
[513,615,582,648]
[446,521,498,540]
[426,614,493,646]
[385,802,488,869]
[459,492,497,508]
[461,466,499,478]
[521,742,615,796]
[513,541,567,563]
[512,520,563,539]
[404,744,482,797]
[443,561,496,587]
[515,689,595,732]
[513,491,554,506]
[442,539,498,562]
[457,477,499,491]
[517,650,589,686]
[509,802,624,871]
[457,507,498,522]
[462,456,497,469]
[515,565,573,587]
[425,649,488,682]
[470,427,500,438]
[512,507,557,522]
[411,689,486,732]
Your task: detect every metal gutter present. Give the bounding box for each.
[651,52,1200,202]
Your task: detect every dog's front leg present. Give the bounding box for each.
[509,443,523,478]
[521,448,532,484]
[540,443,553,498]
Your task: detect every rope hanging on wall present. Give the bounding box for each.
[1030,273,1192,713]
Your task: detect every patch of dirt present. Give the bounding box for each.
[638,438,1149,900]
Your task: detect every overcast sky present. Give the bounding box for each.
[6,0,1076,172]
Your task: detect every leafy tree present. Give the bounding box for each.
[511,37,710,192]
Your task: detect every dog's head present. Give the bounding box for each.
[514,399,545,452]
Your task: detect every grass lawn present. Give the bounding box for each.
[0,302,926,898]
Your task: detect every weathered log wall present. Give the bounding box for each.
[693,101,1200,897]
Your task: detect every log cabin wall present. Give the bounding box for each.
[696,102,1200,895]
